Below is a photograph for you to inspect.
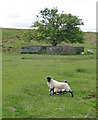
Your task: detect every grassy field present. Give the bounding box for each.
[2,52,96,118]
[2,28,96,118]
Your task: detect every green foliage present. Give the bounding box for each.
[22,29,33,42]
[32,7,84,46]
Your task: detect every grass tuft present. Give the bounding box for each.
[76,68,88,73]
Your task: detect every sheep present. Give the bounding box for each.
[46,77,73,97]
[81,52,84,55]
[87,50,93,54]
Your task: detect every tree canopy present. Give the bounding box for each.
[32,7,84,46]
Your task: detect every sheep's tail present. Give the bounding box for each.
[64,81,68,83]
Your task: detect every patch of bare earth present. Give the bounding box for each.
[83,95,96,100]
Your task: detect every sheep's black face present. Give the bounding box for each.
[46,77,51,82]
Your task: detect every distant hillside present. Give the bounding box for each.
[2,28,27,40]
[2,28,96,52]
[84,32,96,48]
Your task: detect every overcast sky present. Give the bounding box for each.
[0,0,97,32]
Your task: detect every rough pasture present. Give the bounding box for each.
[2,52,96,118]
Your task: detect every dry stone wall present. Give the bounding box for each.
[47,46,84,55]
[21,46,43,54]
[21,46,84,55]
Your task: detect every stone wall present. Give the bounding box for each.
[21,46,43,54]
[47,46,84,55]
[21,46,84,55]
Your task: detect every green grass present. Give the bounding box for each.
[2,52,96,118]
[2,28,26,40]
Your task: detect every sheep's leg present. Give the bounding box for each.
[49,88,55,96]
[69,90,73,97]
[62,90,67,94]
[49,88,53,96]
[52,88,55,95]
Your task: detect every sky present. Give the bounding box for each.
[0,0,97,32]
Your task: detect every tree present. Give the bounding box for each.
[32,7,84,46]
[22,29,33,42]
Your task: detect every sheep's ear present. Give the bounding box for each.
[45,76,52,79]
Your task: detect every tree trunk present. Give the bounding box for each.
[52,40,57,46]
